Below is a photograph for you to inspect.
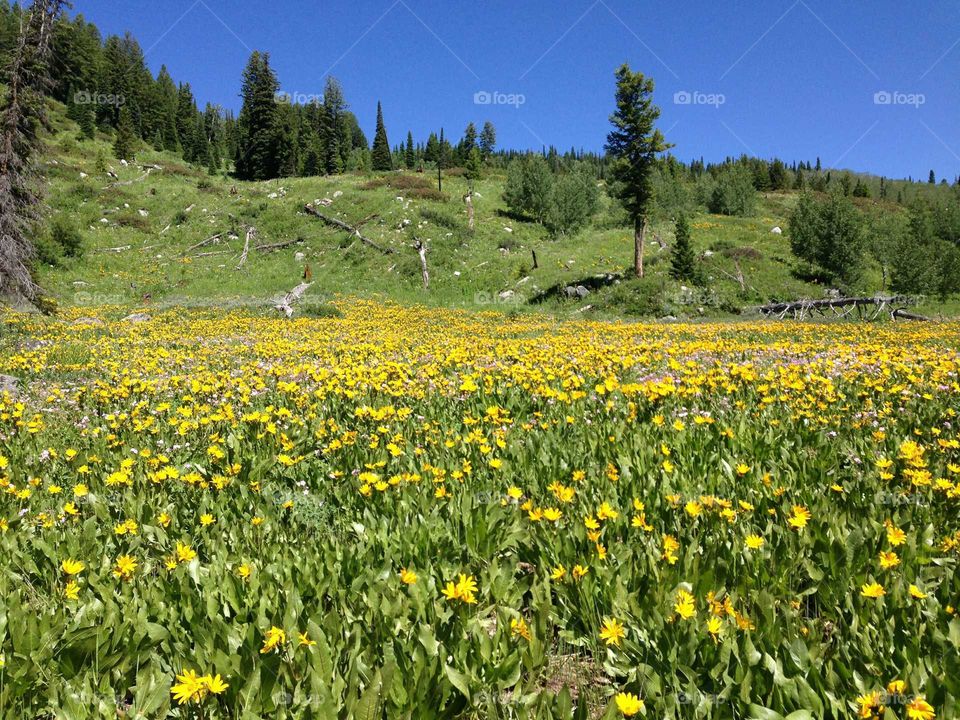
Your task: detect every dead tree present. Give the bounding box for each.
[413,238,429,290]
[463,191,475,231]
[275,282,313,317]
[531,249,539,270]
[757,295,922,321]
[303,204,394,255]
[235,226,254,270]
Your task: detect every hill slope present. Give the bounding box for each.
[36,103,945,321]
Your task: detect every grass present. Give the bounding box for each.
[37,101,960,321]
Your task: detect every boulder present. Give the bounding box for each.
[72,317,105,327]
[122,313,151,323]
[575,285,590,298]
[0,374,19,397]
[498,290,515,301]
[771,226,782,234]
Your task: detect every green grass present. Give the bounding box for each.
[37,101,959,321]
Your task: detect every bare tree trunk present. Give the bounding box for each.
[531,249,538,270]
[634,216,646,278]
[464,192,474,231]
[414,238,429,290]
[235,226,254,270]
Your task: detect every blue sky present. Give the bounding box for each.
[74,0,959,181]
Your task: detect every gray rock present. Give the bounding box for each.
[72,317,105,327]
[771,226,782,234]
[0,374,19,397]
[575,285,590,298]
[563,286,578,298]
[498,290,515,300]
[295,252,306,262]
[122,313,151,323]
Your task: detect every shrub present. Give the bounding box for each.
[544,168,600,236]
[708,165,756,216]
[50,218,84,257]
[503,155,553,223]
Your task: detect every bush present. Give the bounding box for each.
[50,218,84,257]
[503,155,553,223]
[544,168,599,235]
[789,191,865,288]
[708,165,756,216]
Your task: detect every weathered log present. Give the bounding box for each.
[891,308,930,321]
[756,295,920,319]
[274,282,313,317]
[254,239,300,253]
[183,232,225,255]
[303,204,394,255]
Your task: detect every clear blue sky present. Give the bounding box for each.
[74,0,959,181]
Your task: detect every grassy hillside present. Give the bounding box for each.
[36,102,953,321]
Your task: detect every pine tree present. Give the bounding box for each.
[371,101,392,171]
[929,170,936,184]
[479,121,496,158]
[234,50,280,180]
[321,76,347,174]
[464,146,482,185]
[113,105,137,160]
[605,63,673,278]
[175,83,196,156]
[0,0,68,303]
[155,65,180,152]
[424,132,439,163]
[405,131,415,169]
[669,214,699,283]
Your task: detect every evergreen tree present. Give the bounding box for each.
[479,121,496,158]
[321,76,347,174]
[113,105,137,160]
[0,0,68,303]
[605,64,672,278]
[175,83,196,157]
[404,131,415,169]
[464,146,482,185]
[424,132,439,163]
[154,65,180,152]
[234,50,280,180]
[669,213,699,283]
[929,169,936,184]
[371,101,392,171]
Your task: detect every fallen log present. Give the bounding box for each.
[891,308,930,321]
[303,204,394,256]
[183,232,225,255]
[102,171,150,189]
[254,239,300,253]
[275,282,313,317]
[756,295,920,321]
